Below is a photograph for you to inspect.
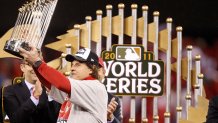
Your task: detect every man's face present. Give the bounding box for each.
[71,60,92,80]
[20,62,37,84]
[98,67,105,82]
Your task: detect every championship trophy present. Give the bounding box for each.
[4,0,58,58]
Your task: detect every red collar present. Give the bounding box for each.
[84,76,96,80]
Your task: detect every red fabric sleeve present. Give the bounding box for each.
[35,61,71,94]
[34,68,52,89]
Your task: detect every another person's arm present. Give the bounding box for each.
[112,97,122,123]
[107,93,122,123]
[4,86,38,123]
[107,97,118,123]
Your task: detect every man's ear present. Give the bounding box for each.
[20,64,25,73]
[89,68,93,74]
[103,67,106,75]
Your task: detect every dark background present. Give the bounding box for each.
[1,0,218,46]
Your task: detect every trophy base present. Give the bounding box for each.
[4,40,31,58]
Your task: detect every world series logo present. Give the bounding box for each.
[102,45,164,96]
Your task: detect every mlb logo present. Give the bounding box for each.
[116,46,141,61]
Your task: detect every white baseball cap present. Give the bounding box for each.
[65,48,99,66]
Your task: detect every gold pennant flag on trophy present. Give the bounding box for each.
[148,22,155,43]
[47,57,69,74]
[47,58,61,69]
[80,24,89,48]
[91,20,101,42]
[56,32,74,40]
[45,36,78,54]
[139,17,169,52]
[137,17,144,38]
[171,58,188,80]
[112,15,122,35]
[67,28,76,33]
[124,16,133,37]
[158,29,168,52]
[171,38,178,58]
[102,16,110,37]
[179,119,194,123]
[187,107,207,123]
[197,96,209,110]
[171,57,197,86]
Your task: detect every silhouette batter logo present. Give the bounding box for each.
[116,46,141,61]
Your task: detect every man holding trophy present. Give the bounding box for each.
[18,45,108,123]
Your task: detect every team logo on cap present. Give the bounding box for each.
[74,48,91,60]
[76,48,86,55]
[102,45,164,97]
